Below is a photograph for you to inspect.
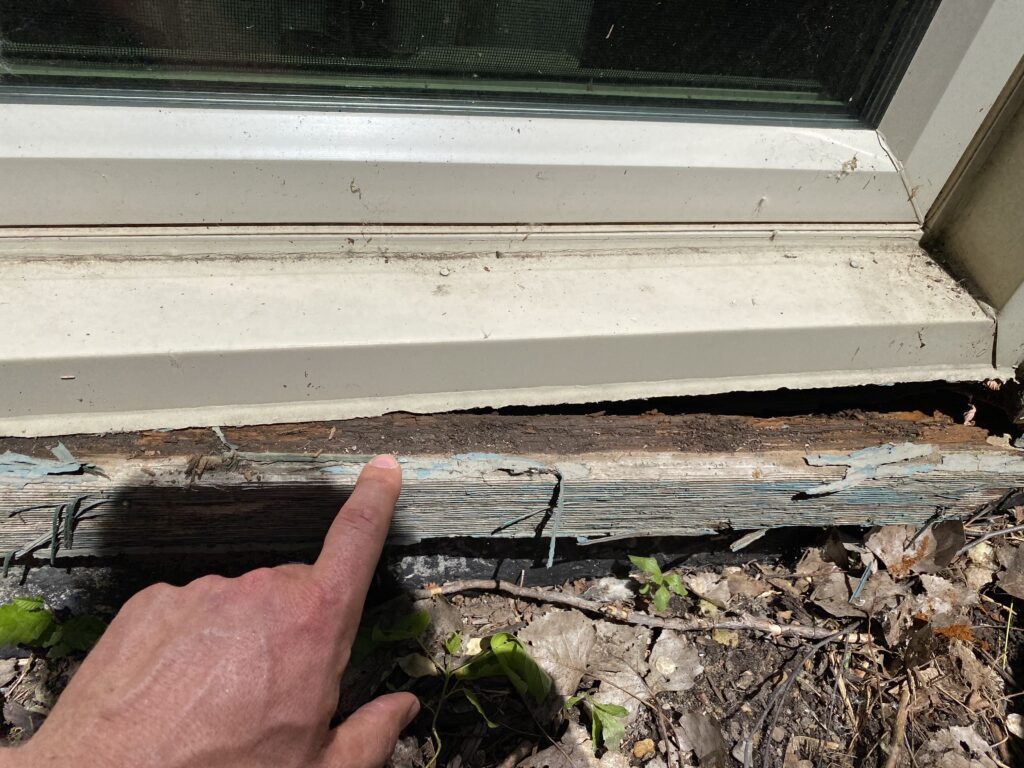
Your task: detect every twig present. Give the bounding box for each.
[954,523,1024,560]
[882,681,912,768]
[1001,602,1015,671]
[964,489,1022,528]
[413,580,863,642]
[832,649,857,728]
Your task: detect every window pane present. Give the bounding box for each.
[0,0,938,122]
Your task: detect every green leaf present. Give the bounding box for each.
[628,555,662,579]
[0,597,55,647]
[371,610,430,643]
[591,702,628,752]
[490,633,552,704]
[565,692,588,709]
[664,573,688,597]
[638,584,650,595]
[43,614,107,658]
[459,688,498,728]
[445,631,464,655]
[652,585,671,612]
[454,649,505,682]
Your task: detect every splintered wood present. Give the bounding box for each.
[0,411,1021,560]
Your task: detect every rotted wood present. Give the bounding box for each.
[0,411,1020,561]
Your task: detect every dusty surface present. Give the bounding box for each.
[1,501,1022,768]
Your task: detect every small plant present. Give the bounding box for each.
[356,608,552,768]
[352,608,431,662]
[565,691,629,752]
[629,555,687,612]
[415,630,551,768]
[0,596,106,658]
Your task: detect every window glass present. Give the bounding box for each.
[0,0,938,122]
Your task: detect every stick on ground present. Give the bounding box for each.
[412,579,864,642]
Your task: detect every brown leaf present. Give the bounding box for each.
[996,546,1024,600]
[916,725,999,768]
[865,523,963,578]
[520,609,597,698]
[683,572,731,609]
[811,571,906,618]
[676,712,730,768]
[588,621,651,720]
[723,567,770,599]
[795,548,838,578]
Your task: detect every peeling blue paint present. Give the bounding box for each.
[0,443,89,486]
[801,443,936,497]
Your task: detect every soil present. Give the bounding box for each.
[1,507,1022,768]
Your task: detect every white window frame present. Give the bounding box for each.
[0,0,1021,226]
[1,2,1023,436]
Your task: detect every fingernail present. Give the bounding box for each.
[370,454,399,469]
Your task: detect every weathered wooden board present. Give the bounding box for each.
[0,410,989,458]
[1,410,1022,563]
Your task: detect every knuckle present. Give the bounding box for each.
[235,567,277,591]
[139,581,177,602]
[121,581,176,613]
[191,574,228,590]
[342,503,380,536]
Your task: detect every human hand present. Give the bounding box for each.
[7,455,417,768]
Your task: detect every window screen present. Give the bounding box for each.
[0,0,939,122]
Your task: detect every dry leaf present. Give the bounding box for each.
[676,712,730,768]
[518,721,599,768]
[582,578,635,604]
[865,523,963,578]
[520,609,597,698]
[996,546,1024,600]
[723,567,770,599]
[912,574,978,627]
[916,725,999,768]
[396,653,439,678]
[795,548,838,578]
[386,736,427,768]
[684,572,731,609]
[588,622,651,720]
[810,571,906,618]
[645,631,704,693]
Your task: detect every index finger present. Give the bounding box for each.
[313,455,402,623]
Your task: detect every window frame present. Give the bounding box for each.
[0,0,1020,226]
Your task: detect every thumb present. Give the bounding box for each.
[321,693,420,768]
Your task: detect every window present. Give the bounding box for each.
[1,1,936,122]
[0,2,1022,436]
[0,1,1020,225]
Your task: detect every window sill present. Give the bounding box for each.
[0,226,1001,436]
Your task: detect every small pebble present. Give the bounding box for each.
[439,267,451,277]
[632,738,656,761]
[772,726,786,742]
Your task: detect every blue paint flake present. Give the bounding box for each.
[0,443,90,485]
